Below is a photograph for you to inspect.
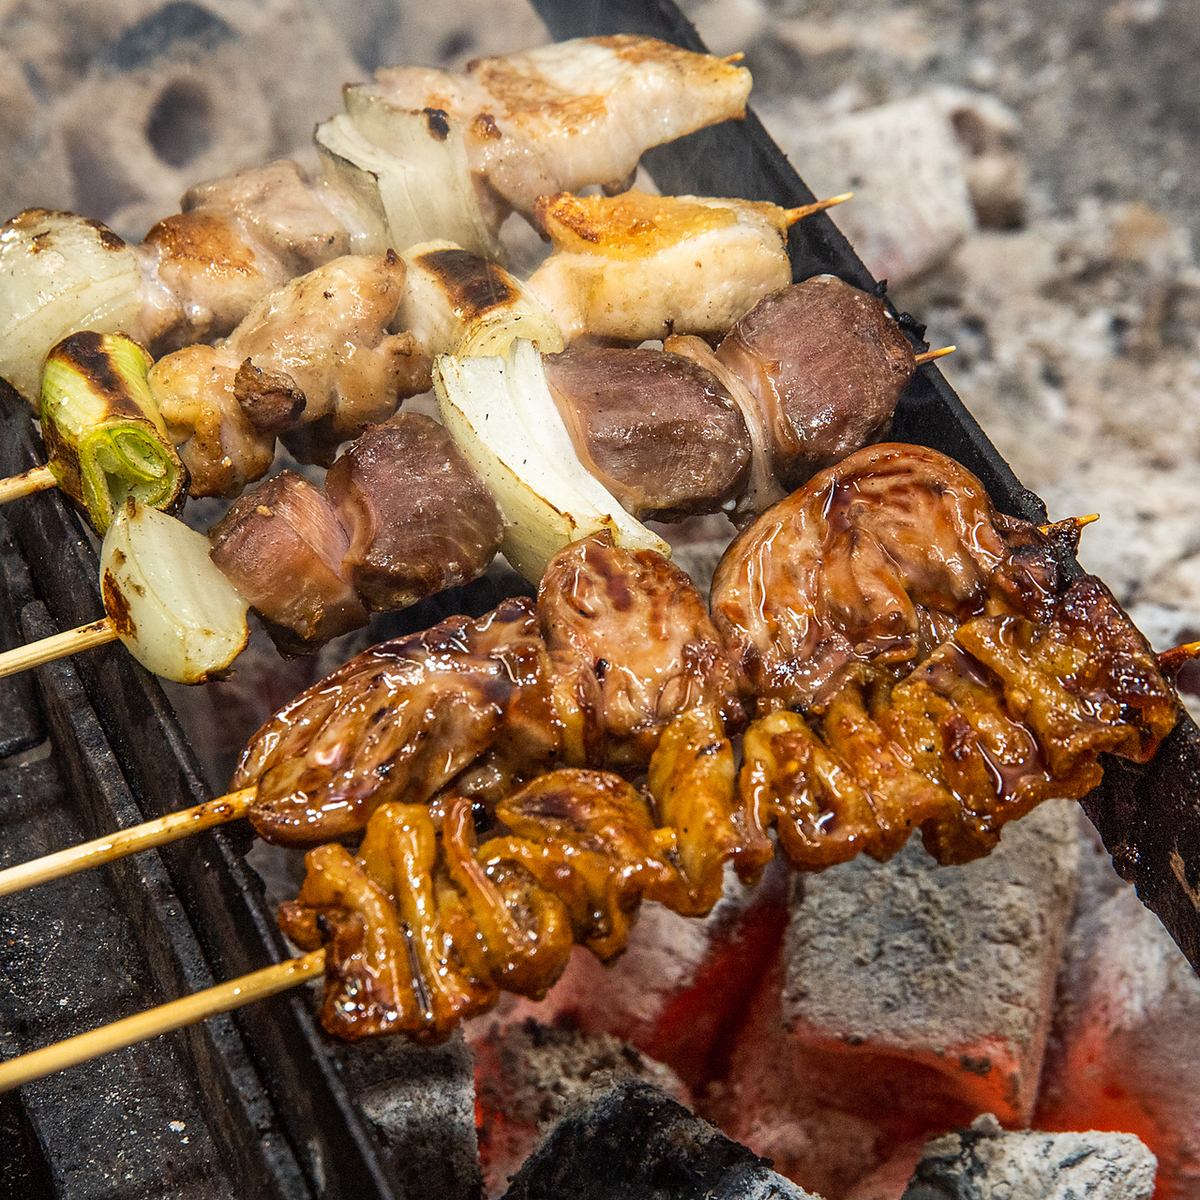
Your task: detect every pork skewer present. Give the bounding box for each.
[0,272,935,681]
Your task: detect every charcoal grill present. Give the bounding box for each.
[1,0,1198,1194]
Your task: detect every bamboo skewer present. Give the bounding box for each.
[0,787,255,897]
[0,617,119,681]
[914,345,957,365]
[0,464,57,505]
[1038,512,1100,538]
[1159,640,1200,675]
[784,192,854,225]
[0,949,325,1093]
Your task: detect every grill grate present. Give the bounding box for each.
[0,0,1197,1195]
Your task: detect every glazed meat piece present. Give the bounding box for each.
[715,276,915,490]
[325,414,504,611]
[543,347,751,520]
[150,254,428,495]
[711,443,1061,712]
[539,532,745,771]
[210,470,366,652]
[372,37,751,218]
[235,598,561,844]
[527,190,790,342]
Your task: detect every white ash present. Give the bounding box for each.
[900,1114,1156,1200]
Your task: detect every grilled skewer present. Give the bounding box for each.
[0,273,936,682]
[0,36,755,403]
[0,446,1181,1086]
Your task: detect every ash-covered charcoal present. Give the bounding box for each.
[899,1114,1156,1200]
[501,1079,822,1200]
[1037,883,1200,1200]
[339,1032,482,1200]
[489,862,788,1091]
[714,802,1079,1192]
[472,1018,691,1197]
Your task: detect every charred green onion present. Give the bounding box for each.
[39,331,186,533]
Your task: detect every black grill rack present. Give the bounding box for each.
[1,0,1198,1195]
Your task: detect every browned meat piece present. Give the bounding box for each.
[281,768,707,1040]
[715,276,915,491]
[543,347,750,521]
[324,414,504,612]
[210,471,366,652]
[235,598,561,844]
[152,254,429,497]
[711,442,1061,712]
[539,532,745,771]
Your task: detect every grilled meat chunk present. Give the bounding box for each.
[151,254,428,496]
[544,347,751,521]
[711,442,1061,711]
[528,190,790,342]
[715,276,915,491]
[539,532,745,771]
[372,37,751,218]
[235,598,561,844]
[209,470,366,652]
[325,414,504,612]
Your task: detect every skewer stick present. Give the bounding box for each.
[0,949,325,1093]
[0,786,255,897]
[1038,513,1100,537]
[0,464,57,505]
[914,345,957,365]
[1159,640,1200,675]
[784,192,854,225]
[0,617,119,681]
[721,51,746,63]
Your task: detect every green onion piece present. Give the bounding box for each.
[39,332,186,533]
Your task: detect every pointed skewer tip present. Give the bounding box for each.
[784,193,854,226]
[914,345,957,366]
[721,51,746,64]
[1158,640,1200,674]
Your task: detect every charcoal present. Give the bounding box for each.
[342,1033,483,1200]
[901,1114,1156,1199]
[501,1080,822,1200]
[473,1019,690,1196]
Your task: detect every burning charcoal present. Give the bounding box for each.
[768,96,975,285]
[473,1019,691,1197]
[1037,884,1200,1200]
[341,1033,482,1200]
[485,862,788,1090]
[715,802,1079,1191]
[501,1079,822,1200]
[898,1114,1156,1200]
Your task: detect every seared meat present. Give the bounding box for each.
[324,414,504,611]
[151,254,428,496]
[711,442,1061,712]
[210,471,366,652]
[235,598,561,844]
[527,190,791,342]
[715,275,915,491]
[372,37,751,219]
[138,160,359,351]
[539,532,745,771]
[544,347,750,520]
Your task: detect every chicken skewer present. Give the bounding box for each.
[0,36,754,403]
[0,444,1178,888]
[0,444,1182,1087]
[0,190,851,513]
[0,271,937,682]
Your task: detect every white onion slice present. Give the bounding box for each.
[100,500,249,683]
[316,90,499,258]
[434,340,668,581]
[0,211,144,403]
